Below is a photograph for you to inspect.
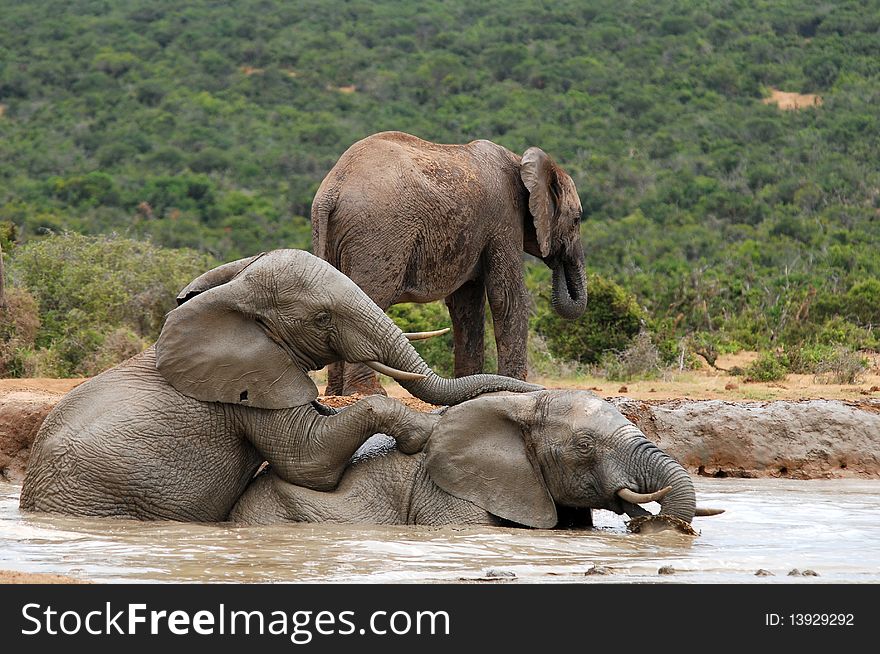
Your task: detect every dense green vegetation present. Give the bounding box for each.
[1,234,213,377]
[1,0,879,377]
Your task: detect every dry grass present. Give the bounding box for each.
[532,351,880,401]
[762,88,823,110]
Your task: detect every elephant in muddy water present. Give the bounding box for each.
[20,249,540,522]
[311,130,587,396]
[231,390,722,532]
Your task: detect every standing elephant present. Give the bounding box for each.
[20,249,540,521]
[311,131,587,396]
[231,390,722,530]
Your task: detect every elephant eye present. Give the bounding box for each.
[314,312,332,327]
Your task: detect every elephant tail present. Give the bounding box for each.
[310,187,337,264]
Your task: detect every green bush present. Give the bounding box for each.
[742,351,789,382]
[532,273,645,365]
[595,331,661,382]
[8,233,215,377]
[2,0,880,364]
[845,278,880,328]
[812,346,868,385]
[0,287,41,377]
[527,332,581,378]
[786,343,836,374]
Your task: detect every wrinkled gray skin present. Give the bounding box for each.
[20,250,539,521]
[312,131,587,396]
[231,390,698,529]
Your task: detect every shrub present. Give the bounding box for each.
[22,347,67,378]
[79,326,151,377]
[595,331,661,382]
[813,346,868,385]
[742,351,788,382]
[845,278,880,328]
[533,274,645,365]
[8,233,215,376]
[0,287,41,377]
[786,344,835,374]
[527,332,581,379]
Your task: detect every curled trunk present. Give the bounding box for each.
[549,249,587,320]
[377,321,541,406]
[621,435,696,523]
[647,451,696,523]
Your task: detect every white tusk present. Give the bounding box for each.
[617,485,673,505]
[694,507,725,517]
[364,361,427,381]
[403,328,451,341]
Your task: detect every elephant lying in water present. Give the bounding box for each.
[20,249,540,522]
[231,390,722,531]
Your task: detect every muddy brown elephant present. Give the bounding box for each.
[311,131,587,395]
[20,249,540,521]
[231,390,722,530]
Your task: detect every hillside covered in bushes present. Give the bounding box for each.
[1,0,878,377]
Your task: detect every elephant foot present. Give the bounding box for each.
[324,381,344,396]
[341,363,387,397]
[394,411,441,455]
[627,514,698,536]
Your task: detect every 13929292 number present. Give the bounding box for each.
[790,614,854,626]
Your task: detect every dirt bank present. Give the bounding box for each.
[612,397,880,479]
[2,374,879,481]
[0,569,90,584]
[0,389,65,481]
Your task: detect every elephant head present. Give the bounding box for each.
[425,390,719,529]
[155,249,541,409]
[520,148,587,320]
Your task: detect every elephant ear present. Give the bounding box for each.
[176,253,265,305]
[155,273,317,409]
[425,394,557,528]
[520,147,560,258]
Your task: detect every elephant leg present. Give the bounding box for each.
[325,361,345,396]
[484,258,529,380]
[248,396,438,491]
[342,361,387,396]
[445,279,486,377]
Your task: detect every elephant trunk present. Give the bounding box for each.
[340,289,542,406]
[377,320,541,406]
[627,436,696,523]
[618,436,696,523]
[549,246,587,320]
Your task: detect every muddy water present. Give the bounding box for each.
[1,478,878,584]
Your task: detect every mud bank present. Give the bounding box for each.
[613,397,880,479]
[1,389,878,482]
[0,390,62,482]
